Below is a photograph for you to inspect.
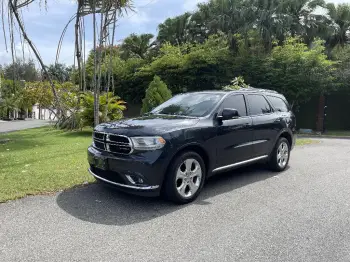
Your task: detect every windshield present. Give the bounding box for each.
[151,93,224,117]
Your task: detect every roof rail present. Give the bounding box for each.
[239,86,279,94]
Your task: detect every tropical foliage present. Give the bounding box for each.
[74,0,349,110]
[80,92,126,127]
[141,76,172,114]
[223,76,249,91]
[1,0,350,127]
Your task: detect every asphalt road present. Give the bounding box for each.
[0,120,51,133]
[1,139,350,262]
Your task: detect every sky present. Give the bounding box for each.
[0,0,348,67]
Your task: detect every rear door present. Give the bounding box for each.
[245,94,280,157]
[215,94,254,169]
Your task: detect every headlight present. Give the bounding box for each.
[130,136,166,151]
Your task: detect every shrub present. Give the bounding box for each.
[80,92,126,127]
[223,76,248,90]
[141,75,172,114]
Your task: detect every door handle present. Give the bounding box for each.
[274,117,283,123]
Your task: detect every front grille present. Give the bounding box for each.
[108,144,132,155]
[94,132,105,140]
[93,131,132,155]
[108,134,129,144]
[94,140,105,151]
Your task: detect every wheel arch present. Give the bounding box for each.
[278,130,293,149]
[162,143,211,187]
[269,129,294,156]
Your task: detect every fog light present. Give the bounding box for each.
[125,174,144,185]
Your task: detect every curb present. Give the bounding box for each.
[297,135,350,140]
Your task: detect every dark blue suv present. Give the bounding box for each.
[88,88,296,203]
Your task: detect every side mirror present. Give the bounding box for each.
[218,108,239,121]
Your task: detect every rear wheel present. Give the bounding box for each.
[268,137,290,172]
[163,151,206,204]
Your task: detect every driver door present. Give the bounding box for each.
[214,94,254,170]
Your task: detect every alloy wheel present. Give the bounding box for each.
[277,141,289,168]
[175,158,202,198]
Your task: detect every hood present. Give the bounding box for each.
[95,114,200,136]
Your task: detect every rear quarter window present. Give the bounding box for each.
[246,94,273,115]
[267,96,290,112]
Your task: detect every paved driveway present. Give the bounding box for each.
[0,120,51,133]
[1,139,350,262]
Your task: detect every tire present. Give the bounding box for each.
[163,151,206,204]
[268,137,290,172]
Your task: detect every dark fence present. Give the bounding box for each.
[123,104,142,118]
[295,92,350,131]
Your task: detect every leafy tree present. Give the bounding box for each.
[326,3,350,48]
[25,81,54,109]
[0,79,24,118]
[157,12,204,45]
[70,0,350,111]
[3,60,39,81]
[45,63,72,83]
[280,0,326,38]
[120,33,155,60]
[141,33,232,95]
[331,45,350,91]
[266,38,335,106]
[141,76,172,114]
[195,0,249,37]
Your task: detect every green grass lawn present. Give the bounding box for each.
[323,131,350,137]
[0,127,317,202]
[295,139,318,146]
[0,127,94,202]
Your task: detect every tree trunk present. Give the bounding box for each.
[74,1,82,91]
[93,3,99,127]
[316,94,325,132]
[105,10,117,119]
[9,0,65,118]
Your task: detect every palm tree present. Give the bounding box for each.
[279,0,326,36]
[2,0,131,127]
[326,3,350,48]
[46,64,71,83]
[120,33,155,60]
[252,0,326,48]
[157,13,192,45]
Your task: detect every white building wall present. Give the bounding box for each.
[31,104,57,120]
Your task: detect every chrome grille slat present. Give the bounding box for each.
[93,131,132,155]
[93,132,105,140]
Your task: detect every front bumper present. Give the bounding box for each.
[87,146,168,197]
[88,168,160,197]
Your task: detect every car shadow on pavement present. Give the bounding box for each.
[56,164,280,226]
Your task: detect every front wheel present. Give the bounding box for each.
[268,137,290,172]
[163,151,206,204]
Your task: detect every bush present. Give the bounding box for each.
[223,76,248,90]
[141,75,172,114]
[80,92,126,127]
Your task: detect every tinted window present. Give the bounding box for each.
[220,95,247,117]
[151,93,224,117]
[267,96,289,112]
[247,95,272,115]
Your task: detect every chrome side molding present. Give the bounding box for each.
[212,155,268,173]
[234,140,268,148]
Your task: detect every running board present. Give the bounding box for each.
[212,155,269,173]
